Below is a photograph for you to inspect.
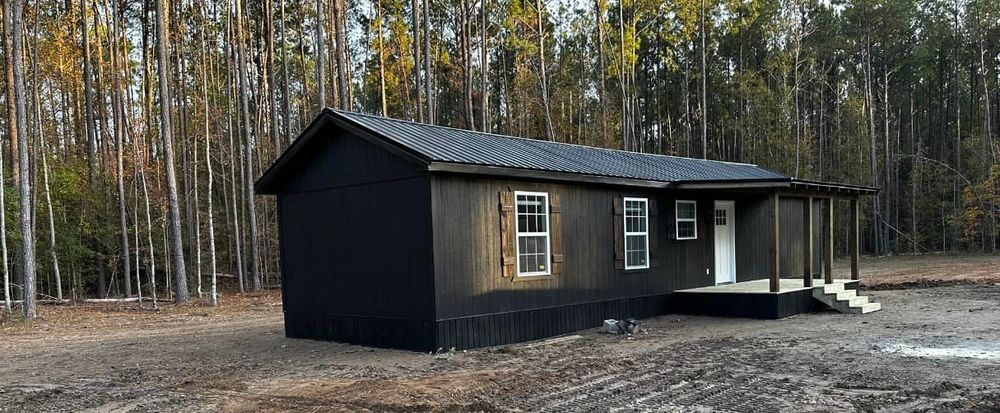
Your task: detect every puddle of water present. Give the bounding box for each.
[874,341,1000,360]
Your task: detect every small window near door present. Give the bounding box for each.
[624,197,649,270]
[676,200,698,240]
[715,208,727,225]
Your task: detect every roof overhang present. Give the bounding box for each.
[427,162,673,188]
[673,178,878,197]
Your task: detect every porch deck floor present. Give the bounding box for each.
[678,278,854,294]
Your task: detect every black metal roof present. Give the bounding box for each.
[257,109,876,195]
[331,110,788,183]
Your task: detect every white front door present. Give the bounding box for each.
[714,201,736,285]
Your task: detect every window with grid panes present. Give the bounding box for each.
[675,200,697,240]
[515,192,550,276]
[624,197,649,269]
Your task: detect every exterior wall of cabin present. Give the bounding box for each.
[275,130,438,349]
[427,175,824,349]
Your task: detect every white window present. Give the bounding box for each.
[676,200,698,240]
[515,191,551,276]
[624,197,650,270]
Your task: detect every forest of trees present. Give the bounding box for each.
[1,0,998,318]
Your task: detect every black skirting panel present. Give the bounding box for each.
[435,294,672,350]
[285,282,860,351]
[286,294,672,351]
[671,280,860,319]
[284,313,438,351]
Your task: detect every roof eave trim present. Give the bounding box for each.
[671,180,793,190]
[673,179,878,196]
[427,162,673,189]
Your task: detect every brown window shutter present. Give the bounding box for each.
[499,191,516,278]
[613,196,625,270]
[648,198,660,267]
[550,193,563,275]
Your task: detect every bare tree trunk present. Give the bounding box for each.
[199,12,217,305]
[205,97,218,305]
[480,0,488,132]
[460,0,473,129]
[793,19,801,176]
[617,1,629,149]
[864,33,881,256]
[155,0,189,302]
[884,68,892,253]
[981,42,996,251]
[226,60,245,293]
[700,0,707,159]
[377,0,388,116]
[280,0,292,145]
[411,0,423,121]
[81,0,104,298]
[133,181,143,308]
[9,0,35,318]
[910,95,918,253]
[266,0,280,156]
[3,0,18,189]
[1,0,14,316]
[536,0,554,141]
[80,0,97,185]
[594,0,607,142]
[106,0,132,299]
[140,163,157,310]
[235,0,260,291]
[41,144,61,300]
[423,0,433,123]
[333,0,349,109]
[315,0,326,109]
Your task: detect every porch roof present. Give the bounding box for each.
[672,178,877,197]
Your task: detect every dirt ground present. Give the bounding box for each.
[3,255,1000,412]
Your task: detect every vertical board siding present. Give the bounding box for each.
[430,175,722,321]
[779,197,805,278]
[734,195,770,282]
[277,131,436,348]
[280,177,435,319]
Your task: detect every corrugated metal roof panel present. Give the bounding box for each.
[334,110,789,183]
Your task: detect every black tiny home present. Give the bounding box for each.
[255,109,876,351]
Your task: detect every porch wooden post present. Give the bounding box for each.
[770,193,780,293]
[824,197,834,284]
[803,197,813,287]
[850,197,860,280]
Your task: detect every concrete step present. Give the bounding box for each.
[847,295,869,306]
[845,302,881,314]
[812,285,880,315]
[821,283,845,294]
[834,290,857,301]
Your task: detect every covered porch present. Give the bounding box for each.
[671,178,877,319]
[678,178,877,292]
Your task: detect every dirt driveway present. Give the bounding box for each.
[2,255,1000,412]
